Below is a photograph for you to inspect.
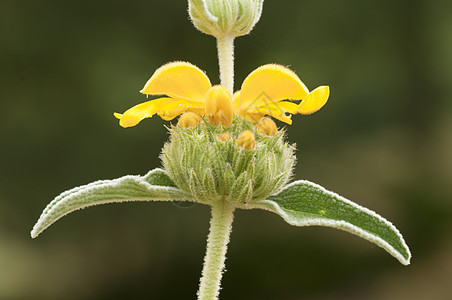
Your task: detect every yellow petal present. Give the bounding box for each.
[240,112,266,123]
[239,64,309,109]
[157,100,205,121]
[265,111,292,125]
[116,97,204,127]
[274,101,299,114]
[116,98,172,128]
[246,101,294,125]
[297,86,330,115]
[157,105,188,121]
[140,61,211,103]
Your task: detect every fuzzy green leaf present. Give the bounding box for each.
[143,168,178,187]
[249,180,411,265]
[31,168,189,238]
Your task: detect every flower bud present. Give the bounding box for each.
[188,0,264,38]
[178,112,202,128]
[256,117,277,136]
[205,85,233,127]
[218,132,231,142]
[237,130,255,150]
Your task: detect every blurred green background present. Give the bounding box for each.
[1,0,452,299]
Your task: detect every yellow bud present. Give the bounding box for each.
[256,117,277,136]
[218,132,231,142]
[205,85,233,127]
[177,112,202,128]
[237,130,255,150]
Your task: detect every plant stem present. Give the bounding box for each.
[197,31,236,300]
[197,201,235,300]
[216,34,235,94]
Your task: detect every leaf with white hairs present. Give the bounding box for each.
[31,169,190,238]
[247,180,411,265]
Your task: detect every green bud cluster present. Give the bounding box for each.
[188,0,264,38]
[161,117,295,205]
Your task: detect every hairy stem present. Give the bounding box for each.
[197,201,235,300]
[216,34,235,94]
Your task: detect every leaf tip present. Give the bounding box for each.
[30,228,39,239]
[400,249,412,266]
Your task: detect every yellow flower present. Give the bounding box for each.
[114,62,329,127]
[114,61,232,128]
[233,64,330,125]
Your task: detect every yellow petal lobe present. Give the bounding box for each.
[155,99,205,121]
[140,61,211,103]
[275,101,299,114]
[239,64,309,107]
[265,111,292,125]
[234,90,268,123]
[116,97,203,127]
[245,101,293,124]
[115,98,171,128]
[297,86,330,115]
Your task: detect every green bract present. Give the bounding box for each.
[162,117,295,204]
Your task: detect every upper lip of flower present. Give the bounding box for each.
[114,61,330,127]
[233,64,330,125]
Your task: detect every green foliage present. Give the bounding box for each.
[247,180,411,265]
[30,169,188,238]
